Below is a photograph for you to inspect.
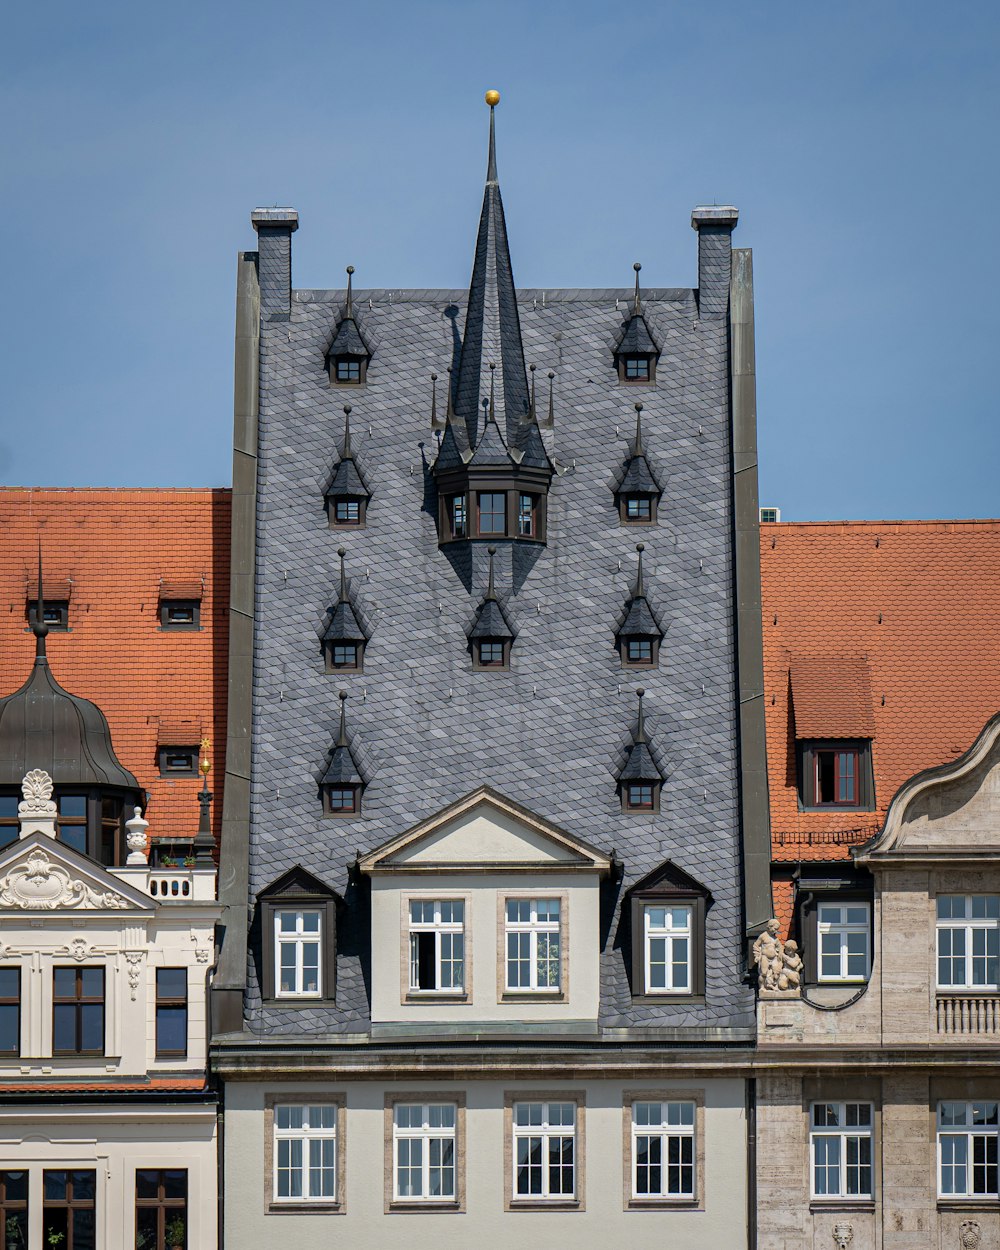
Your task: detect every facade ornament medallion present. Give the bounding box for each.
[752,918,802,994]
[67,937,91,963]
[125,951,143,1000]
[832,1223,853,1249]
[195,949,210,964]
[960,1221,981,1250]
[0,849,130,910]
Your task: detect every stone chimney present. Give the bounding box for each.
[251,207,299,320]
[691,206,739,319]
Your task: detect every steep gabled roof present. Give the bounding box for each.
[616,404,662,497]
[618,689,664,783]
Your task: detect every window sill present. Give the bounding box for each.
[404,992,468,1003]
[627,1197,700,1211]
[509,1198,581,1211]
[809,1199,875,1213]
[936,990,1000,998]
[500,990,565,1002]
[265,997,331,1008]
[267,1201,344,1215]
[937,1200,1000,1212]
[388,1200,461,1213]
[631,994,705,1006]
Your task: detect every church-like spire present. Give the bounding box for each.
[453,91,530,451]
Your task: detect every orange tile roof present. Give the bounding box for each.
[762,520,1000,863]
[789,656,875,739]
[0,488,230,845]
[0,1077,208,1094]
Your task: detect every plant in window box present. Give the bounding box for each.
[165,1215,186,1250]
[160,855,176,868]
[182,856,196,868]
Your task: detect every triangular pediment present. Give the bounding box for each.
[258,864,340,902]
[359,787,611,874]
[858,712,1000,863]
[0,835,154,912]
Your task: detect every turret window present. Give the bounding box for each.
[450,495,468,539]
[478,492,507,535]
[57,795,88,854]
[518,494,536,537]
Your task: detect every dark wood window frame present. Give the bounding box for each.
[328,496,367,529]
[472,638,512,671]
[323,783,361,816]
[158,746,199,778]
[135,1168,187,1250]
[27,599,70,631]
[798,739,875,811]
[43,1169,97,1250]
[155,968,188,1059]
[797,886,875,986]
[617,353,656,385]
[630,891,707,1001]
[618,493,659,526]
[46,788,140,867]
[0,967,20,1057]
[159,599,201,631]
[0,1169,28,1248]
[0,792,19,851]
[621,780,661,814]
[329,355,368,386]
[260,891,338,1003]
[323,640,364,674]
[619,635,660,670]
[52,966,105,1056]
[434,469,550,547]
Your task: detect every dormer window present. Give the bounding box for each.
[624,638,654,667]
[624,782,659,812]
[620,354,654,385]
[332,498,362,526]
[326,266,371,386]
[474,639,510,671]
[325,642,361,673]
[323,783,360,815]
[158,745,199,777]
[258,866,340,1002]
[627,862,710,1000]
[798,740,874,811]
[161,600,200,630]
[622,495,656,524]
[478,492,507,535]
[27,600,69,631]
[615,265,660,385]
[325,405,370,529]
[334,356,363,384]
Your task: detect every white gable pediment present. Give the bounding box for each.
[360,788,611,874]
[0,835,153,912]
[859,713,1000,862]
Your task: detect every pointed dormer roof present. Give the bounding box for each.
[327,405,370,499]
[323,548,367,644]
[0,550,140,791]
[615,262,658,357]
[617,403,662,497]
[468,546,515,640]
[468,368,517,469]
[453,93,530,451]
[620,544,661,637]
[327,265,370,359]
[618,689,664,783]
[321,692,362,786]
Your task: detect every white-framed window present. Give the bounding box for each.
[937,895,1000,990]
[505,898,560,991]
[817,902,870,982]
[810,1102,873,1199]
[275,909,322,997]
[631,1100,695,1199]
[409,900,464,993]
[513,1101,576,1199]
[938,1101,999,1198]
[274,1104,337,1201]
[393,1103,457,1201]
[644,904,691,994]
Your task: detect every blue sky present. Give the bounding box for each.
[2,0,997,520]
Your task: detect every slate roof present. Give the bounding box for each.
[616,312,658,357]
[762,520,1000,866]
[327,316,368,360]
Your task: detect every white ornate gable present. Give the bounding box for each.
[0,835,153,912]
[858,713,1000,862]
[360,787,611,874]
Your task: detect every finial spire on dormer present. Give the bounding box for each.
[337,690,349,747]
[488,362,496,423]
[633,402,644,454]
[345,265,355,319]
[528,364,537,421]
[342,404,353,459]
[634,542,646,597]
[430,373,438,427]
[547,371,555,428]
[338,547,349,603]
[33,541,47,661]
[633,262,642,316]
[486,545,497,601]
[635,687,648,743]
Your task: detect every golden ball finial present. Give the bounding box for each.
[484,89,500,107]
[200,738,212,775]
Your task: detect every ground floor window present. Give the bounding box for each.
[810,1103,873,1198]
[135,1169,187,1250]
[513,1101,576,1200]
[0,1171,27,1249]
[393,1103,457,1202]
[43,1170,96,1250]
[939,1101,999,1198]
[631,1100,695,1199]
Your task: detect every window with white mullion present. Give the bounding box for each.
[644,905,692,994]
[817,903,870,982]
[408,900,465,993]
[632,1101,695,1199]
[274,1104,337,1202]
[938,1101,1000,1198]
[275,909,322,997]
[810,1102,873,1199]
[393,1104,457,1201]
[936,895,1000,990]
[505,898,560,991]
[513,1101,576,1200]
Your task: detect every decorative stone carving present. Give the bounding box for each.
[753,918,802,995]
[195,948,210,963]
[17,769,57,839]
[125,806,150,865]
[0,849,130,911]
[125,951,143,1000]
[66,937,91,963]
[832,1223,853,1250]
[960,1221,981,1250]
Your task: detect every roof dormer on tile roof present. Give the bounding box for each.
[325,266,371,384]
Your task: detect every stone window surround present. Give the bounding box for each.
[629,892,707,1003]
[621,1087,705,1211]
[496,890,568,1004]
[502,1089,586,1213]
[263,1093,347,1215]
[382,1091,466,1214]
[808,1099,874,1202]
[259,893,337,1005]
[399,892,472,1006]
[802,1077,880,1214]
[931,1076,1000,1210]
[2,952,123,1062]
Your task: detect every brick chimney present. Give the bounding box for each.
[691,206,739,319]
[251,207,298,320]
